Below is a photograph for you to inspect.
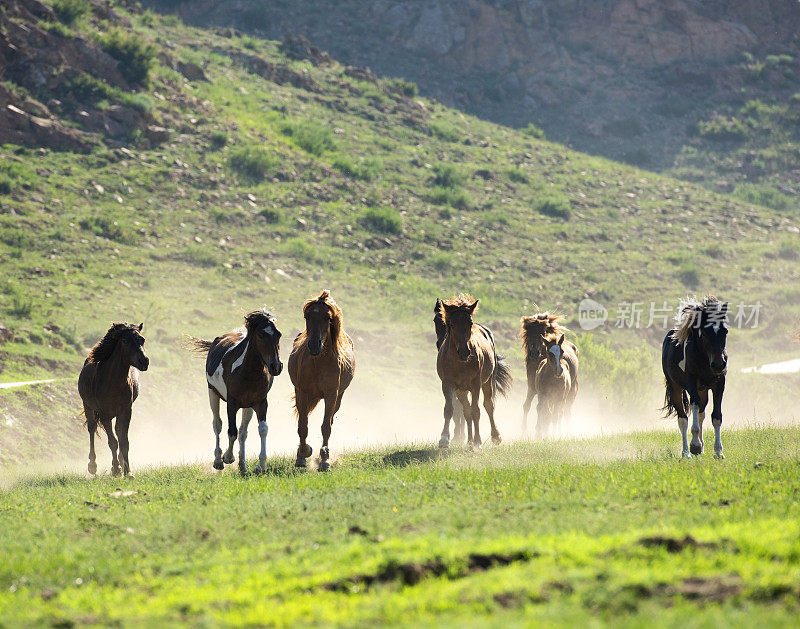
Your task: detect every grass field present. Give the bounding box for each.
[1,427,799,626]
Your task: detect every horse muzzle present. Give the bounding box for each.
[308,340,322,356]
[137,356,150,372]
[457,347,471,362]
[269,360,283,377]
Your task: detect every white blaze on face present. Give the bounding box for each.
[549,344,563,376]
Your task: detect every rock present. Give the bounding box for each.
[296,217,308,229]
[177,61,208,81]
[0,324,13,343]
[144,125,170,144]
[344,66,378,83]
[279,34,332,66]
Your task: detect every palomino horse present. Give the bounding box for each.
[662,296,728,458]
[534,333,578,438]
[78,322,149,476]
[189,309,283,474]
[288,290,355,471]
[520,313,579,434]
[437,294,512,449]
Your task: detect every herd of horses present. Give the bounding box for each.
[77,291,729,476]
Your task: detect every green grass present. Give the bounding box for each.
[1,428,800,626]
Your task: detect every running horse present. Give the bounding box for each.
[288,290,355,471]
[437,294,512,449]
[188,308,283,474]
[662,296,728,458]
[78,322,149,476]
[520,313,579,436]
[533,333,578,438]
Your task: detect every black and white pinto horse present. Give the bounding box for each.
[189,309,283,474]
[662,296,728,458]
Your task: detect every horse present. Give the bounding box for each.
[520,313,579,435]
[434,299,467,444]
[533,333,578,438]
[437,294,512,449]
[188,308,283,474]
[288,290,355,471]
[78,322,149,476]
[662,296,728,458]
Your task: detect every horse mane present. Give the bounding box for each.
[294,290,350,363]
[438,293,477,324]
[520,312,566,365]
[86,322,139,364]
[243,307,276,334]
[671,295,723,343]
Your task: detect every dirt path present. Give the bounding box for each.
[0,378,57,390]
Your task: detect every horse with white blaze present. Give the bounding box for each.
[188,308,283,474]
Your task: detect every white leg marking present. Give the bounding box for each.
[678,416,690,458]
[698,412,705,448]
[257,419,269,471]
[712,417,724,459]
[238,408,253,474]
[690,404,702,455]
[209,390,224,469]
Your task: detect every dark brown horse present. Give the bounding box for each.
[434,299,466,444]
[78,322,149,476]
[662,296,728,458]
[520,313,579,434]
[188,309,283,474]
[437,294,512,449]
[534,334,579,438]
[288,290,355,471]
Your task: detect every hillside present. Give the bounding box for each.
[1,0,799,470]
[145,0,800,198]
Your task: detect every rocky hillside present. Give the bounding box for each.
[144,0,800,198]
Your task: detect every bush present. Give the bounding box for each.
[228,146,278,182]
[361,207,401,234]
[53,0,89,25]
[522,123,545,139]
[259,208,282,223]
[733,183,791,211]
[430,121,460,142]
[283,237,319,262]
[428,186,471,210]
[777,238,799,260]
[0,176,12,195]
[385,78,418,97]
[100,28,157,85]
[431,163,464,188]
[333,156,382,181]
[677,261,700,288]
[78,216,136,244]
[209,130,228,149]
[507,168,528,184]
[0,229,30,248]
[282,121,335,156]
[9,296,33,318]
[695,114,748,142]
[535,195,570,220]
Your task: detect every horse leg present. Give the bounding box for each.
[439,382,455,448]
[319,394,337,472]
[255,399,269,473]
[295,393,313,467]
[116,408,132,477]
[697,389,709,453]
[667,381,691,458]
[711,378,726,459]
[86,408,98,475]
[222,402,238,465]
[687,377,703,456]
[237,408,253,475]
[521,385,535,435]
[468,387,482,449]
[482,380,501,445]
[452,398,466,445]
[100,416,120,476]
[209,389,224,470]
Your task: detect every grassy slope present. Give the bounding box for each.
[1,427,799,626]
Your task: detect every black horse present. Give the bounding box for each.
[662,296,728,458]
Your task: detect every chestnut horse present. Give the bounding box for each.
[288,290,355,471]
[520,313,579,434]
[188,309,283,474]
[534,333,578,438]
[437,294,512,449]
[78,322,149,476]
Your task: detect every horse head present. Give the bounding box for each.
[256,318,283,376]
[121,323,149,371]
[699,301,728,376]
[304,293,334,356]
[544,333,565,377]
[442,298,478,362]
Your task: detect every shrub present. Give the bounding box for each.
[100,28,157,85]
[283,237,319,262]
[333,156,382,181]
[385,78,418,97]
[507,168,528,184]
[9,296,33,318]
[210,130,228,149]
[677,261,700,288]
[53,0,89,25]
[777,237,799,260]
[535,195,570,220]
[0,229,30,248]
[522,123,545,139]
[361,207,401,234]
[430,121,460,142]
[78,216,136,244]
[259,207,282,223]
[695,114,748,142]
[282,121,335,156]
[733,183,791,211]
[431,163,464,188]
[39,20,72,37]
[0,176,12,195]
[228,146,278,182]
[428,186,471,210]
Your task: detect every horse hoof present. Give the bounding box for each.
[88,462,97,475]
[222,453,235,464]
[681,451,692,458]
[492,434,502,445]
[438,438,450,449]
[111,467,121,477]
[690,443,703,456]
[213,460,224,470]
[124,473,135,480]
[318,459,331,472]
[714,452,725,460]
[295,458,307,468]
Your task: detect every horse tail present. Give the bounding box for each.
[492,354,513,398]
[185,335,213,353]
[81,410,106,436]
[660,377,678,418]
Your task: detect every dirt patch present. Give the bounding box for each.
[324,551,532,592]
[638,535,717,553]
[675,576,742,602]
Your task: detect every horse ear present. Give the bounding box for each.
[467,300,479,314]
[137,322,144,331]
[558,333,564,345]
